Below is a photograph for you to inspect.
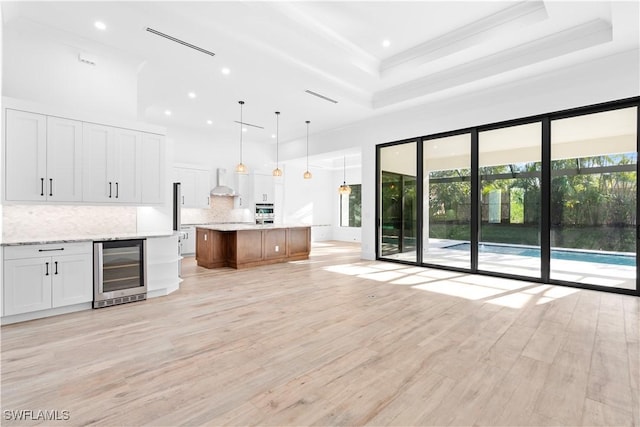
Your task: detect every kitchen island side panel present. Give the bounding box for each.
[196,226,310,269]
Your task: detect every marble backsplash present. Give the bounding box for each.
[181,196,253,224]
[3,205,137,241]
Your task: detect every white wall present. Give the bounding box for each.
[280,162,334,241]
[2,20,140,120]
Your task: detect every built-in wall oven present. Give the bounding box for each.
[255,203,275,224]
[93,239,147,308]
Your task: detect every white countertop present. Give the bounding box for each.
[196,223,311,232]
[1,231,177,246]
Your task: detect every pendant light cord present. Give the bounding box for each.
[239,101,244,165]
[276,112,280,167]
[343,155,346,183]
[306,121,310,171]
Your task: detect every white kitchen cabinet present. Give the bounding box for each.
[5,105,165,206]
[82,123,142,203]
[234,173,253,209]
[141,133,166,204]
[5,109,47,202]
[3,258,52,315]
[180,226,196,255]
[51,253,93,307]
[253,173,275,204]
[146,235,180,298]
[46,116,84,202]
[5,110,82,202]
[175,167,210,208]
[112,127,142,203]
[3,243,92,316]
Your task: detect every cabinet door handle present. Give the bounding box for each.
[40,178,44,196]
[45,262,49,276]
[109,182,112,198]
[38,248,64,252]
[49,178,53,197]
[182,195,185,205]
[54,261,58,275]
[116,182,119,198]
[207,197,209,206]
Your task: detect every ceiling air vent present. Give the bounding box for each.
[305,90,338,104]
[145,27,215,57]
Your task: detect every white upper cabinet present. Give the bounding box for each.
[254,173,275,204]
[4,105,166,206]
[234,172,253,209]
[5,110,48,201]
[111,127,142,203]
[175,167,210,208]
[82,123,147,204]
[46,116,83,202]
[5,111,83,202]
[82,123,113,202]
[141,133,166,204]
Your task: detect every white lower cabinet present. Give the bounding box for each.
[3,243,93,316]
[180,226,196,255]
[146,235,181,298]
[3,258,52,315]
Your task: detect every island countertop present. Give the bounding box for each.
[196,223,311,232]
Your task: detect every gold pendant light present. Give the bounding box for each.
[338,155,351,195]
[303,120,312,179]
[273,111,283,177]
[235,101,247,173]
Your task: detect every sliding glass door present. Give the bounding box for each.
[376,98,638,295]
[550,107,637,289]
[478,123,541,278]
[379,142,417,262]
[423,133,471,269]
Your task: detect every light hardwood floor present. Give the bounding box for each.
[1,241,638,426]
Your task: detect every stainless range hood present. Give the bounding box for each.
[210,168,236,196]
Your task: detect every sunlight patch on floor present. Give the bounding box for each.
[323,258,584,309]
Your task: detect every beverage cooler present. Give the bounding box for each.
[93,239,147,308]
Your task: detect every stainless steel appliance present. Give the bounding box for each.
[173,182,184,277]
[93,239,147,308]
[255,203,275,224]
[173,182,181,231]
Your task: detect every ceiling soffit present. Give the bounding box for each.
[379,1,548,76]
[373,19,613,109]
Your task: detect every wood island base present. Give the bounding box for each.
[196,226,311,269]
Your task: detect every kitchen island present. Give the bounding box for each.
[196,224,311,269]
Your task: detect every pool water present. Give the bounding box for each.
[445,243,636,267]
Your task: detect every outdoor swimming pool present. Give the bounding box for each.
[445,243,636,266]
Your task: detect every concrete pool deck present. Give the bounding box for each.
[382,239,636,291]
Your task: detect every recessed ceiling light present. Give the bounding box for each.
[206,120,213,125]
[188,92,197,99]
[94,21,107,31]
[164,110,172,116]
[242,128,247,132]
[271,134,276,139]
[382,39,391,48]
[221,67,230,75]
